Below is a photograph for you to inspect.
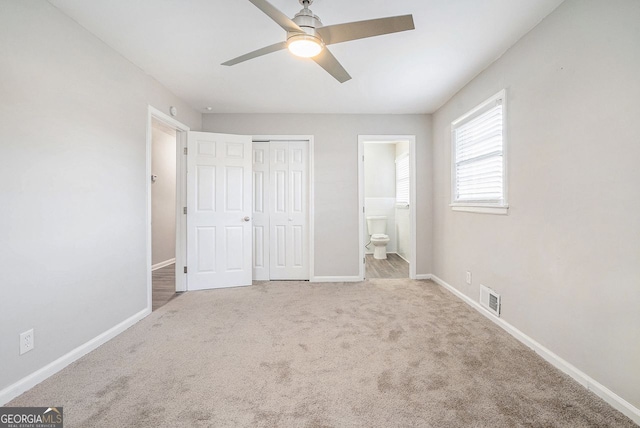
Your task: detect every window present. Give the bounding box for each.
[451,89,507,214]
[396,153,410,206]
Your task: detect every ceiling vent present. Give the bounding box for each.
[480,284,501,317]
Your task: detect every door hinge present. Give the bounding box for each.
[183,206,187,215]
[363,257,366,264]
[363,206,365,213]
[183,147,188,155]
[183,266,188,274]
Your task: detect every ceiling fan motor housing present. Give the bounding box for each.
[287,4,324,57]
[290,3,323,40]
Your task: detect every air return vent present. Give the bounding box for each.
[480,284,501,317]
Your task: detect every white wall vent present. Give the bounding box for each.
[480,284,501,317]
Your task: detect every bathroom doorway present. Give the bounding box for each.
[358,135,416,280]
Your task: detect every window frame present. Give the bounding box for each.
[450,89,508,215]
[395,152,410,208]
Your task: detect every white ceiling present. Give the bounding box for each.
[48,0,564,114]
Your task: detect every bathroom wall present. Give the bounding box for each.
[151,121,176,266]
[364,143,397,253]
[395,142,410,261]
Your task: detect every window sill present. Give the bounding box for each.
[395,204,410,210]
[450,204,509,215]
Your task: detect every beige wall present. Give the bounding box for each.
[0,1,201,394]
[432,0,640,409]
[151,123,177,266]
[202,114,432,277]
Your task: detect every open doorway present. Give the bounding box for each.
[146,106,189,311]
[151,118,178,310]
[358,135,416,280]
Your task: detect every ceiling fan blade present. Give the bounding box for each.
[316,14,415,45]
[312,48,351,83]
[248,0,304,33]
[222,41,288,66]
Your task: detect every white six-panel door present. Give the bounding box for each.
[270,142,308,279]
[186,132,252,290]
[252,141,309,280]
[252,142,270,280]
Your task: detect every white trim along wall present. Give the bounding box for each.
[0,309,149,405]
[428,274,640,425]
[152,258,176,271]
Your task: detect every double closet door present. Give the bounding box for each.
[253,141,309,280]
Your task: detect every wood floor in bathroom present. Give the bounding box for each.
[365,253,409,279]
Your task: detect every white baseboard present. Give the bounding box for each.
[364,251,403,258]
[429,274,640,425]
[310,276,362,283]
[152,258,176,271]
[414,274,432,280]
[396,252,410,263]
[0,307,150,406]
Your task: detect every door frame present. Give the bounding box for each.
[358,135,417,280]
[146,106,189,311]
[252,135,315,280]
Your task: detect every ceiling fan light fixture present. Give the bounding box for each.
[287,34,323,58]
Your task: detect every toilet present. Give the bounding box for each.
[367,216,390,260]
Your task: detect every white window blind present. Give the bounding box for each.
[452,91,506,206]
[396,154,410,205]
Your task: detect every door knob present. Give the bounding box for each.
[243,216,250,222]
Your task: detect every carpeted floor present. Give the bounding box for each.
[8,279,636,427]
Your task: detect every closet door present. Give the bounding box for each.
[252,143,270,280]
[269,141,309,280]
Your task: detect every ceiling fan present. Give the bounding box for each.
[222,0,415,83]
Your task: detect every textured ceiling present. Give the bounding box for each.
[49,0,564,114]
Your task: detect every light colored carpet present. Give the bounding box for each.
[8,279,636,427]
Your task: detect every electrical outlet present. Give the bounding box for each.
[20,329,34,355]
[466,271,472,285]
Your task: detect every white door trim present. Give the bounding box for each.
[358,135,417,280]
[252,135,315,280]
[146,106,190,312]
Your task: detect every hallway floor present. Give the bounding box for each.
[152,263,178,311]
